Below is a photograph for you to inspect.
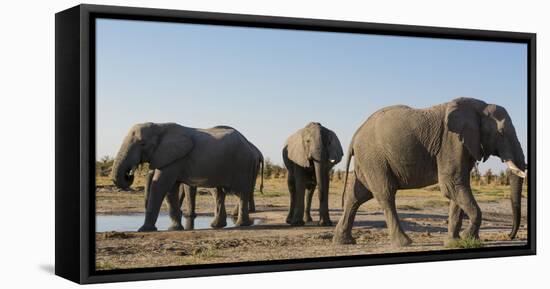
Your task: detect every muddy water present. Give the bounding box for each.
[96,213,261,232]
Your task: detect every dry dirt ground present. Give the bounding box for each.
[95,177,528,270]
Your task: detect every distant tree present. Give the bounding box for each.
[261,161,286,179]
[264,158,274,179]
[274,168,280,178]
[96,155,114,177]
[470,166,481,186]
[498,170,510,185]
[484,168,494,185]
[273,164,286,179]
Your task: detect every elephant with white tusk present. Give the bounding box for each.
[111,123,263,232]
[333,98,526,246]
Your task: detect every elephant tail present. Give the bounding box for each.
[341,145,354,207]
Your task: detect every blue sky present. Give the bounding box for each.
[96,19,527,173]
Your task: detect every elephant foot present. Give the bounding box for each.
[318,218,333,227]
[391,233,412,247]
[289,219,305,226]
[168,224,184,231]
[138,224,158,232]
[185,217,196,230]
[303,214,313,223]
[332,232,356,245]
[460,225,479,240]
[210,217,228,228]
[285,215,293,224]
[235,218,253,227]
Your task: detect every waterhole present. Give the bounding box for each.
[96,213,261,232]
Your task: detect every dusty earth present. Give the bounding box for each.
[95,177,528,270]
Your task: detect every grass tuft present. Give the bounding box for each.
[445,236,484,249]
[192,247,219,259]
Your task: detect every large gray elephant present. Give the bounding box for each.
[283,122,343,226]
[333,98,526,246]
[111,123,263,231]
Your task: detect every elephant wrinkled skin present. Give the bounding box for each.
[283,122,343,226]
[333,98,526,246]
[111,123,263,232]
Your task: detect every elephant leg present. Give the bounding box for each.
[317,177,332,226]
[234,190,252,226]
[143,170,154,210]
[183,185,196,230]
[166,183,184,231]
[446,200,464,241]
[211,187,227,228]
[183,185,197,218]
[248,190,256,213]
[333,178,372,244]
[375,188,412,247]
[290,169,307,226]
[285,171,296,224]
[440,180,481,239]
[139,169,177,232]
[452,187,481,239]
[231,189,256,216]
[303,185,315,223]
[230,189,240,217]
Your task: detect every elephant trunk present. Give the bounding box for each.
[111,144,139,190]
[509,172,523,239]
[314,159,327,191]
[507,142,526,239]
[314,156,329,217]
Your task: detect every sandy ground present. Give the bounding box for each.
[95,177,528,270]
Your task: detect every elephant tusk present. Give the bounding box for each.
[505,160,526,179]
[329,159,336,163]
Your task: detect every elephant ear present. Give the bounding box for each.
[150,129,194,169]
[327,129,343,163]
[286,129,310,168]
[445,102,483,161]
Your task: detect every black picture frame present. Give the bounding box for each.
[55,4,536,284]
